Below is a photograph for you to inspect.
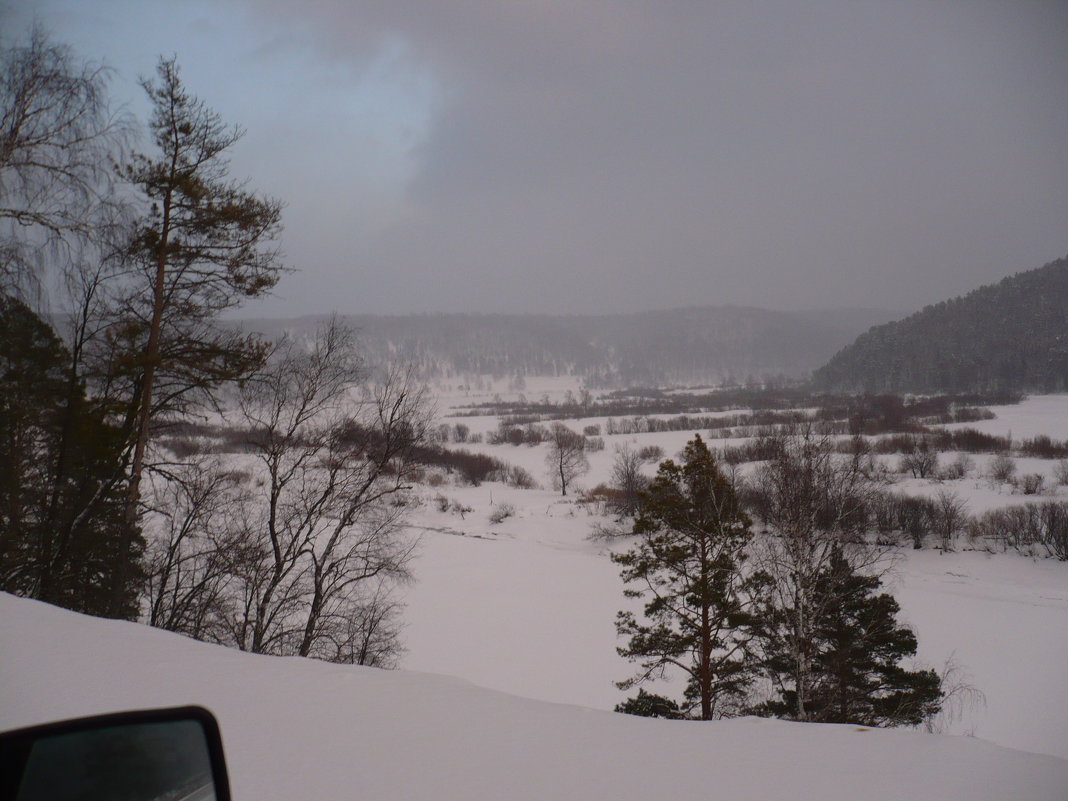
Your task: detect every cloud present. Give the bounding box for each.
[18,0,1068,314]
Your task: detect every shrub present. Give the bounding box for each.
[636,444,664,462]
[897,495,937,549]
[971,502,1068,559]
[900,446,938,479]
[987,454,1017,484]
[158,435,212,458]
[938,453,974,481]
[1015,474,1045,496]
[935,428,1012,454]
[583,424,601,436]
[488,503,516,524]
[1055,459,1068,487]
[1019,435,1068,459]
[488,464,539,490]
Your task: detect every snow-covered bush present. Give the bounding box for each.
[1014,473,1045,496]
[489,503,516,524]
[987,454,1017,484]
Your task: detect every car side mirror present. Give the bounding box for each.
[0,706,231,801]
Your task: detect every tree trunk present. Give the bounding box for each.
[118,177,174,607]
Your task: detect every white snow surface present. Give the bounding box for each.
[944,394,1068,440]
[2,592,1067,801]
[398,392,1068,763]
[6,392,1068,799]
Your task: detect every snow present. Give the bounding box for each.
[395,390,1068,762]
[3,592,1067,801]
[944,395,1068,440]
[6,390,1068,798]
[400,493,1068,757]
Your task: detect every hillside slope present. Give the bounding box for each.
[814,256,1068,393]
[236,305,900,387]
[2,593,1067,801]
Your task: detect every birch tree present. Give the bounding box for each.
[750,428,881,721]
[225,321,425,663]
[545,422,588,496]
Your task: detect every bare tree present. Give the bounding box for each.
[223,320,426,662]
[932,490,967,552]
[752,428,883,721]
[900,441,938,479]
[545,422,589,496]
[610,442,650,516]
[987,454,1017,485]
[0,25,131,298]
[142,458,247,641]
[1055,459,1068,487]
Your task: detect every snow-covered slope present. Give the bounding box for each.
[2,593,1066,801]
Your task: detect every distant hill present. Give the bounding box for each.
[814,256,1068,394]
[234,306,901,388]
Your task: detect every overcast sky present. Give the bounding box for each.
[7,0,1068,316]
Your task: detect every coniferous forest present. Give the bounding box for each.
[814,257,1068,394]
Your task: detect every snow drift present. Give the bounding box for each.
[2,593,1066,800]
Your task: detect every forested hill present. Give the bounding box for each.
[814,256,1068,394]
[235,306,899,388]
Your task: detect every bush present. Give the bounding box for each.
[636,444,664,461]
[719,437,784,465]
[583,424,601,436]
[987,454,1017,484]
[615,689,683,719]
[938,453,974,481]
[900,447,938,479]
[1015,474,1045,496]
[488,503,516,524]
[488,464,539,489]
[1019,435,1068,459]
[1055,460,1068,487]
[971,502,1068,559]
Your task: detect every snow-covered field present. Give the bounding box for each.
[4,389,1068,799]
[399,390,1068,760]
[3,593,1067,801]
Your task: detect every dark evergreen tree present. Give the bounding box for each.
[614,435,759,720]
[754,547,942,727]
[615,689,683,719]
[0,295,142,618]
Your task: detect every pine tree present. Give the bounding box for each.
[111,57,284,595]
[614,688,683,719]
[755,547,942,726]
[613,435,759,720]
[0,294,142,618]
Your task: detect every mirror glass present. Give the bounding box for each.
[12,718,217,801]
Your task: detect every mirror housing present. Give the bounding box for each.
[0,706,231,801]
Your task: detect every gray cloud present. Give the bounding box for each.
[14,0,1068,315]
